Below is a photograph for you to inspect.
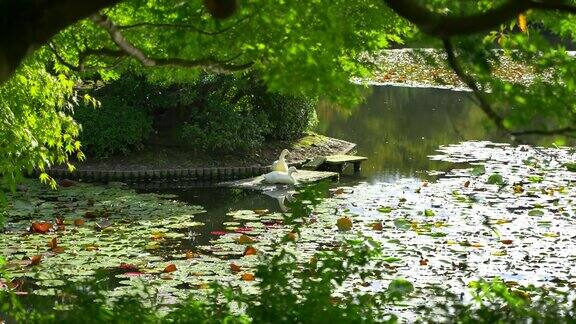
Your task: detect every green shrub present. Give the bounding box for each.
[178,73,317,152]
[180,98,266,153]
[76,73,317,156]
[75,96,153,157]
[255,92,318,140]
[74,75,166,157]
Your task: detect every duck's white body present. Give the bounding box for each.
[263,167,298,185]
[271,149,290,172]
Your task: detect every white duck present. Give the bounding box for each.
[263,167,298,185]
[271,149,290,172]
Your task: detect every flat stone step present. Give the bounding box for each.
[219,169,339,190]
[324,155,368,164]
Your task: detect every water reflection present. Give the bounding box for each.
[317,86,503,182]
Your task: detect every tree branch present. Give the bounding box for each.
[383,0,576,37]
[90,13,253,73]
[0,0,122,83]
[442,38,507,133]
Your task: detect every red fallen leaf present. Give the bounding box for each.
[419,258,429,266]
[334,188,345,195]
[119,263,139,272]
[241,273,255,281]
[244,246,257,256]
[30,255,42,266]
[124,272,144,277]
[74,219,85,227]
[464,180,470,188]
[230,263,242,273]
[59,179,75,187]
[84,211,96,219]
[501,239,514,245]
[30,222,52,234]
[422,181,429,187]
[234,227,252,234]
[371,222,383,231]
[210,231,227,236]
[164,264,177,273]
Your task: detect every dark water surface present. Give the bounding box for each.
[317,86,500,182]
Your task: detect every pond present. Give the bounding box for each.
[164,85,503,221]
[3,85,575,313]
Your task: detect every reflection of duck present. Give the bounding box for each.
[263,167,298,185]
[262,188,295,212]
[271,149,290,172]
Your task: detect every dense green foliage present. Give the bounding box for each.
[180,74,317,153]
[0,59,84,188]
[76,73,317,155]
[75,76,154,157]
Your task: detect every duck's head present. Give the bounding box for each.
[280,149,291,158]
[288,166,298,174]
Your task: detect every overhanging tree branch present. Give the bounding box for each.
[442,38,507,133]
[0,0,122,83]
[382,0,576,37]
[90,13,253,73]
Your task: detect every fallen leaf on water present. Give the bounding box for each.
[30,222,52,234]
[119,263,139,272]
[244,246,257,256]
[237,234,256,244]
[464,180,470,188]
[371,222,383,231]
[253,209,268,215]
[419,259,429,266]
[30,255,42,266]
[48,237,65,253]
[185,251,198,259]
[230,263,242,273]
[500,239,514,245]
[73,219,85,227]
[336,217,353,231]
[424,209,435,217]
[210,231,227,236]
[164,264,177,273]
[84,245,99,251]
[241,273,255,281]
[334,188,344,195]
[151,231,167,240]
[286,232,298,241]
[234,227,252,234]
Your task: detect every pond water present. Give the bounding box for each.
[161,85,504,230]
